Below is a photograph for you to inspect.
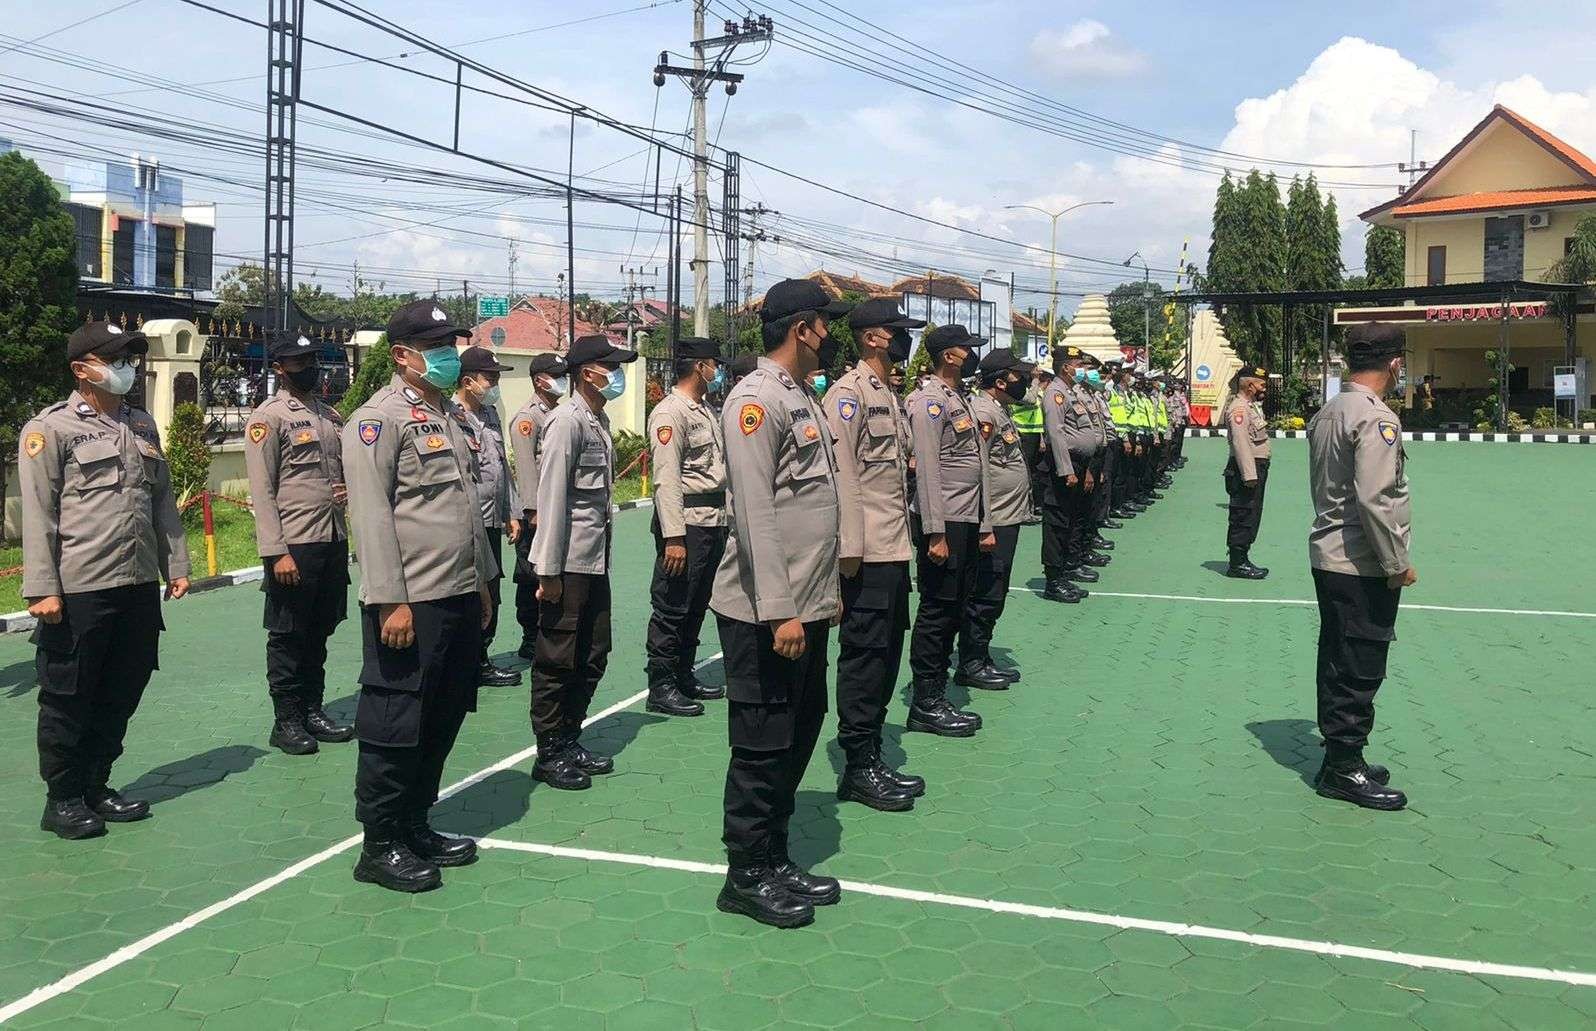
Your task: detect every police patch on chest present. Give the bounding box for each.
[293,430,315,445]
[424,434,448,451]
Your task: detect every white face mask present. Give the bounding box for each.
[546,375,569,396]
[479,383,501,407]
[91,358,138,396]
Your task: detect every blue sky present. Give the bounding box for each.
[4,1,1594,319]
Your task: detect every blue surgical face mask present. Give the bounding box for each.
[707,364,727,392]
[598,366,627,400]
[1086,369,1103,388]
[480,383,502,408]
[419,346,461,390]
[1073,367,1087,384]
[811,373,829,395]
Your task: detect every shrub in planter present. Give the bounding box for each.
[1531,407,1558,429]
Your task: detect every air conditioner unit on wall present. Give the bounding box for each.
[1527,210,1553,230]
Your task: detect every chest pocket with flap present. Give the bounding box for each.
[72,438,124,493]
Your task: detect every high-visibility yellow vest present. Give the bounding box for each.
[1108,390,1131,433]
[1127,393,1151,430]
[1011,402,1044,435]
[1154,395,1170,431]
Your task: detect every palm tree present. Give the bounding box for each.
[1548,213,1596,317]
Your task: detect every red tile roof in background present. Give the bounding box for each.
[470,297,615,351]
[1391,186,1596,218]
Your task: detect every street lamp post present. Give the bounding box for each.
[1004,200,1114,352]
[1124,251,1151,364]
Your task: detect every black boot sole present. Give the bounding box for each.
[646,702,705,717]
[269,730,319,756]
[1042,592,1083,604]
[411,844,478,867]
[1314,783,1406,811]
[91,804,150,823]
[308,729,355,744]
[715,888,814,928]
[953,673,1009,691]
[353,858,442,892]
[531,768,592,791]
[836,784,914,812]
[905,717,978,738]
[41,816,107,840]
[1224,569,1269,580]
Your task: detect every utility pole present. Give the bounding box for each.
[1124,250,1151,364]
[653,10,773,338]
[506,239,518,303]
[620,264,658,354]
[740,202,777,324]
[1399,129,1429,190]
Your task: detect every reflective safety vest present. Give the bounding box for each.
[1154,395,1170,431]
[1107,389,1132,434]
[1011,402,1044,435]
[1126,392,1152,431]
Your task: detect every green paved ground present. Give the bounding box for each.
[1,436,1594,1029]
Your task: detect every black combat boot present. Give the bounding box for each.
[1314,755,1406,811]
[531,737,592,791]
[1090,535,1115,550]
[403,814,478,867]
[84,781,150,823]
[1102,517,1125,529]
[269,697,318,756]
[1080,551,1111,567]
[953,659,1010,691]
[478,657,522,687]
[770,833,842,906]
[354,829,442,892]
[41,797,106,840]
[1225,549,1269,580]
[677,668,725,701]
[562,725,615,776]
[983,659,1020,684]
[646,679,705,717]
[1064,565,1099,584]
[906,686,981,737]
[1042,577,1085,603]
[716,860,814,928]
[837,761,915,812]
[303,697,354,743]
[872,749,926,797]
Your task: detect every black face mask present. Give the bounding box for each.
[812,328,840,370]
[886,330,912,364]
[957,349,978,379]
[1001,376,1027,402]
[283,365,319,392]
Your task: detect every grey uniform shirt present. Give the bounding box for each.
[971,393,1032,528]
[711,358,841,625]
[509,396,558,517]
[823,364,912,563]
[532,392,614,576]
[20,393,191,597]
[906,377,989,534]
[1042,381,1103,479]
[647,388,728,538]
[343,375,495,606]
[1226,396,1272,481]
[1307,383,1411,577]
[243,387,347,557]
[453,401,515,529]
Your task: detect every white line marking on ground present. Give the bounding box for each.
[1009,588,1596,619]
[0,654,721,1024]
[473,837,1596,989]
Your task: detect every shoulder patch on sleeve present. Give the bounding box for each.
[738,402,766,436]
[1232,409,1245,425]
[517,419,534,437]
[247,421,269,444]
[23,431,46,458]
[1051,391,1065,406]
[836,397,858,421]
[656,425,673,445]
[358,419,382,446]
[1378,421,1398,445]
[926,400,943,419]
[978,420,994,440]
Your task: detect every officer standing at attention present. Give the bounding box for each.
[711,278,849,929]
[343,300,495,892]
[454,346,523,688]
[1038,346,1098,603]
[1078,354,1117,559]
[644,337,729,718]
[1103,359,1134,523]
[22,321,191,840]
[529,334,638,789]
[508,353,568,660]
[244,330,354,757]
[823,298,926,812]
[960,350,1036,686]
[906,325,994,729]
[1307,325,1415,810]
[1224,366,1272,579]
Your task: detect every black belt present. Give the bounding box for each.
[683,490,726,507]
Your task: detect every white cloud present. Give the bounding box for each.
[1028,20,1146,80]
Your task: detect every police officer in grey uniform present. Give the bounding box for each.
[1224,366,1272,579]
[508,353,568,658]
[1307,324,1416,811]
[906,325,993,733]
[343,300,496,892]
[959,350,1037,687]
[454,346,523,687]
[22,321,192,840]
[712,279,849,928]
[1039,346,1098,603]
[644,337,729,717]
[1083,354,1120,552]
[244,330,353,757]
[823,298,927,812]
[529,334,638,790]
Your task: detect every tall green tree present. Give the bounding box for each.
[339,335,395,419]
[0,151,77,539]
[1284,175,1323,365]
[1364,225,1405,289]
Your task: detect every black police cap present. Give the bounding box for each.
[759,279,853,323]
[848,297,926,331]
[68,320,149,361]
[267,330,319,361]
[1237,365,1268,381]
[386,299,470,345]
[923,324,983,354]
[459,345,514,375]
[977,349,1035,379]
[673,336,723,361]
[1345,323,1407,361]
[566,333,638,370]
[528,353,568,377]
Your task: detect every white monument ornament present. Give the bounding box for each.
[1060,293,1120,364]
